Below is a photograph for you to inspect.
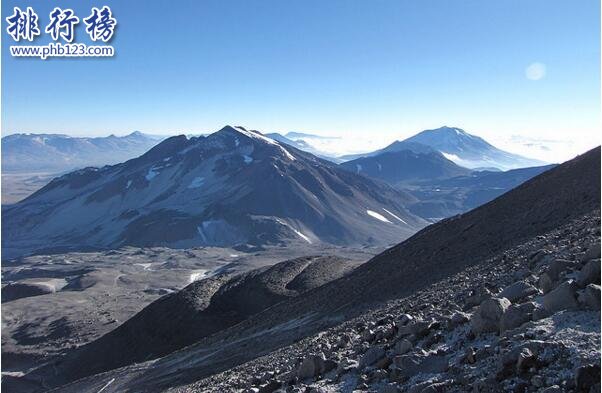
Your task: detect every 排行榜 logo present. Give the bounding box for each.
[6,6,117,59]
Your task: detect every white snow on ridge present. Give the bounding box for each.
[188,177,205,189]
[441,152,461,162]
[366,210,391,223]
[234,127,296,161]
[189,269,209,283]
[292,228,312,244]
[382,208,408,225]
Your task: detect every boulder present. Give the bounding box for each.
[582,242,601,262]
[575,364,601,391]
[398,319,431,338]
[538,272,555,294]
[378,384,400,393]
[296,354,326,380]
[515,348,537,373]
[548,259,574,280]
[471,297,511,334]
[393,352,448,378]
[499,302,536,333]
[542,281,579,313]
[359,346,385,369]
[499,281,539,302]
[578,284,601,310]
[394,338,413,355]
[450,311,470,326]
[398,314,414,326]
[577,259,601,287]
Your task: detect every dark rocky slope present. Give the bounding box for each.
[340,150,471,184]
[46,147,600,392]
[26,256,360,388]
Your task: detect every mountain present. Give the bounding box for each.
[285,132,340,141]
[34,147,599,392]
[339,149,472,185]
[1,132,164,174]
[402,126,546,170]
[407,164,557,220]
[340,127,546,170]
[1,126,427,260]
[265,133,341,163]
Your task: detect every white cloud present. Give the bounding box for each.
[525,62,547,81]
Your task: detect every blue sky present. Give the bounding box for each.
[2,0,600,160]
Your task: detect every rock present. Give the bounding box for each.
[398,313,414,326]
[499,302,536,333]
[538,272,555,294]
[578,284,601,310]
[575,364,601,391]
[465,287,492,308]
[582,242,601,262]
[471,297,511,334]
[541,386,562,393]
[258,380,281,393]
[398,319,431,338]
[515,348,537,373]
[323,359,338,373]
[393,352,449,378]
[335,357,358,375]
[548,259,574,280]
[419,381,454,393]
[362,328,375,342]
[394,338,413,355]
[499,281,539,302]
[531,375,544,387]
[542,281,579,313]
[464,347,476,364]
[531,303,551,321]
[374,355,392,370]
[577,259,601,287]
[450,311,470,326]
[296,354,326,380]
[336,334,350,348]
[378,384,400,393]
[359,346,385,368]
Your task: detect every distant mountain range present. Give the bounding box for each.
[340,126,546,171]
[265,133,341,163]
[2,126,426,259]
[1,132,164,174]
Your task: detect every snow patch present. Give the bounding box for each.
[126,180,132,189]
[188,177,205,189]
[366,210,391,223]
[356,164,362,174]
[189,269,209,283]
[441,152,461,162]
[234,127,296,161]
[243,155,253,164]
[377,163,382,172]
[134,263,152,271]
[145,167,159,181]
[382,208,408,224]
[292,228,312,244]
